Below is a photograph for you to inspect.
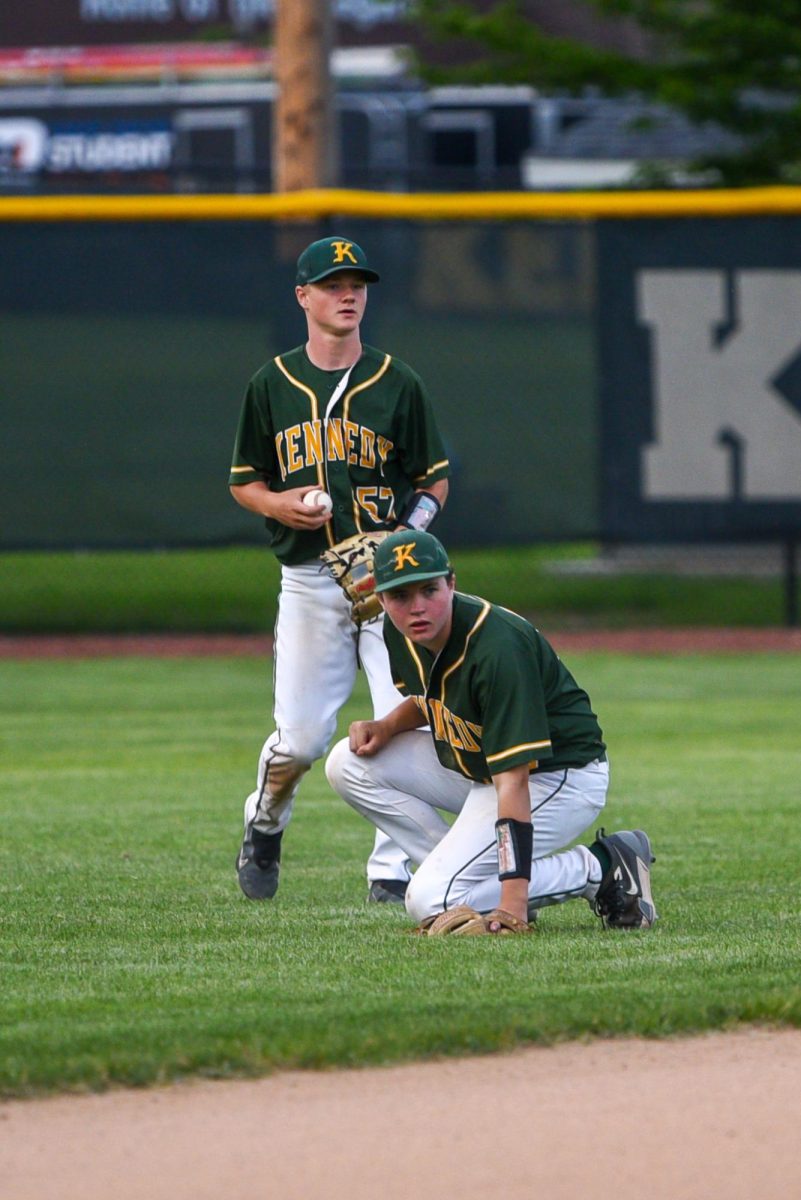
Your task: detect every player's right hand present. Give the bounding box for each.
[269,486,332,530]
[349,719,390,757]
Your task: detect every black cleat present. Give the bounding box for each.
[592,828,657,929]
[236,827,282,900]
[367,878,408,905]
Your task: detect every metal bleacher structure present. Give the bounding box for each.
[0,42,739,194]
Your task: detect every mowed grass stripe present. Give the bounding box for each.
[1,654,799,1096]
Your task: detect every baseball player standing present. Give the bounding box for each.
[325,530,658,932]
[229,237,450,903]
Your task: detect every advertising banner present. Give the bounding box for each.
[0,115,173,176]
[0,0,408,47]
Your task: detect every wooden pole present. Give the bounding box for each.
[273,0,338,191]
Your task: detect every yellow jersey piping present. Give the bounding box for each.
[427,599,491,776]
[414,459,450,484]
[486,740,552,765]
[342,354,392,532]
[439,600,492,692]
[273,355,334,547]
[404,638,428,692]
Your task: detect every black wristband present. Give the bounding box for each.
[495,818,533,881]
[395,490,441,532]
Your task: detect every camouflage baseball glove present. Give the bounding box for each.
[321,530,391,623]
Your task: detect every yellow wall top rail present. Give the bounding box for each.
[3,187,801,221]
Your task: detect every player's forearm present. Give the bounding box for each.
[494,766,533,923]
[383,696,427,738]
[229,480,274,518]
[394,478,449,533]
[422,478,449,509]
[494,766,532,824]
[231,481,329,531]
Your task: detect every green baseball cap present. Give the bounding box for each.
[374,530,452,593]
[296,236,380,285]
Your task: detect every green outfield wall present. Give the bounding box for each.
[2,189,801,551]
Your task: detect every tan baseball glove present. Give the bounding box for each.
[417,905,488,936]
[483,908,534,935]
[321,530,391,623]
[414,905,534,936]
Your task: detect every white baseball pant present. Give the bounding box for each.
[325,729,609,920]
[244,561,411,884]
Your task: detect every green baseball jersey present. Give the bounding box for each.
[229,344,450,565]
[384,593,606,783]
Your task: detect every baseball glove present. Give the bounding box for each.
[413,906,534,936]
[483,908,534,935]
[321,530,391,623]
[418,905,487,936]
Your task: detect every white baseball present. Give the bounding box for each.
[303,489,333,513]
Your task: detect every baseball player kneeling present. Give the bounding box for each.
[325,530,658,934]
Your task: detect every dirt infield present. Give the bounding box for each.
[2,1027,799,1200]
[2,627,800,658]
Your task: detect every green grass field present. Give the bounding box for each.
[2,650,799,1098]
[0,545,788,632]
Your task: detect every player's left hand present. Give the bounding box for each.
[321,530,390,623]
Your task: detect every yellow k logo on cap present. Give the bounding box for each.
[331,241,358,265]
[392,544,420,572]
